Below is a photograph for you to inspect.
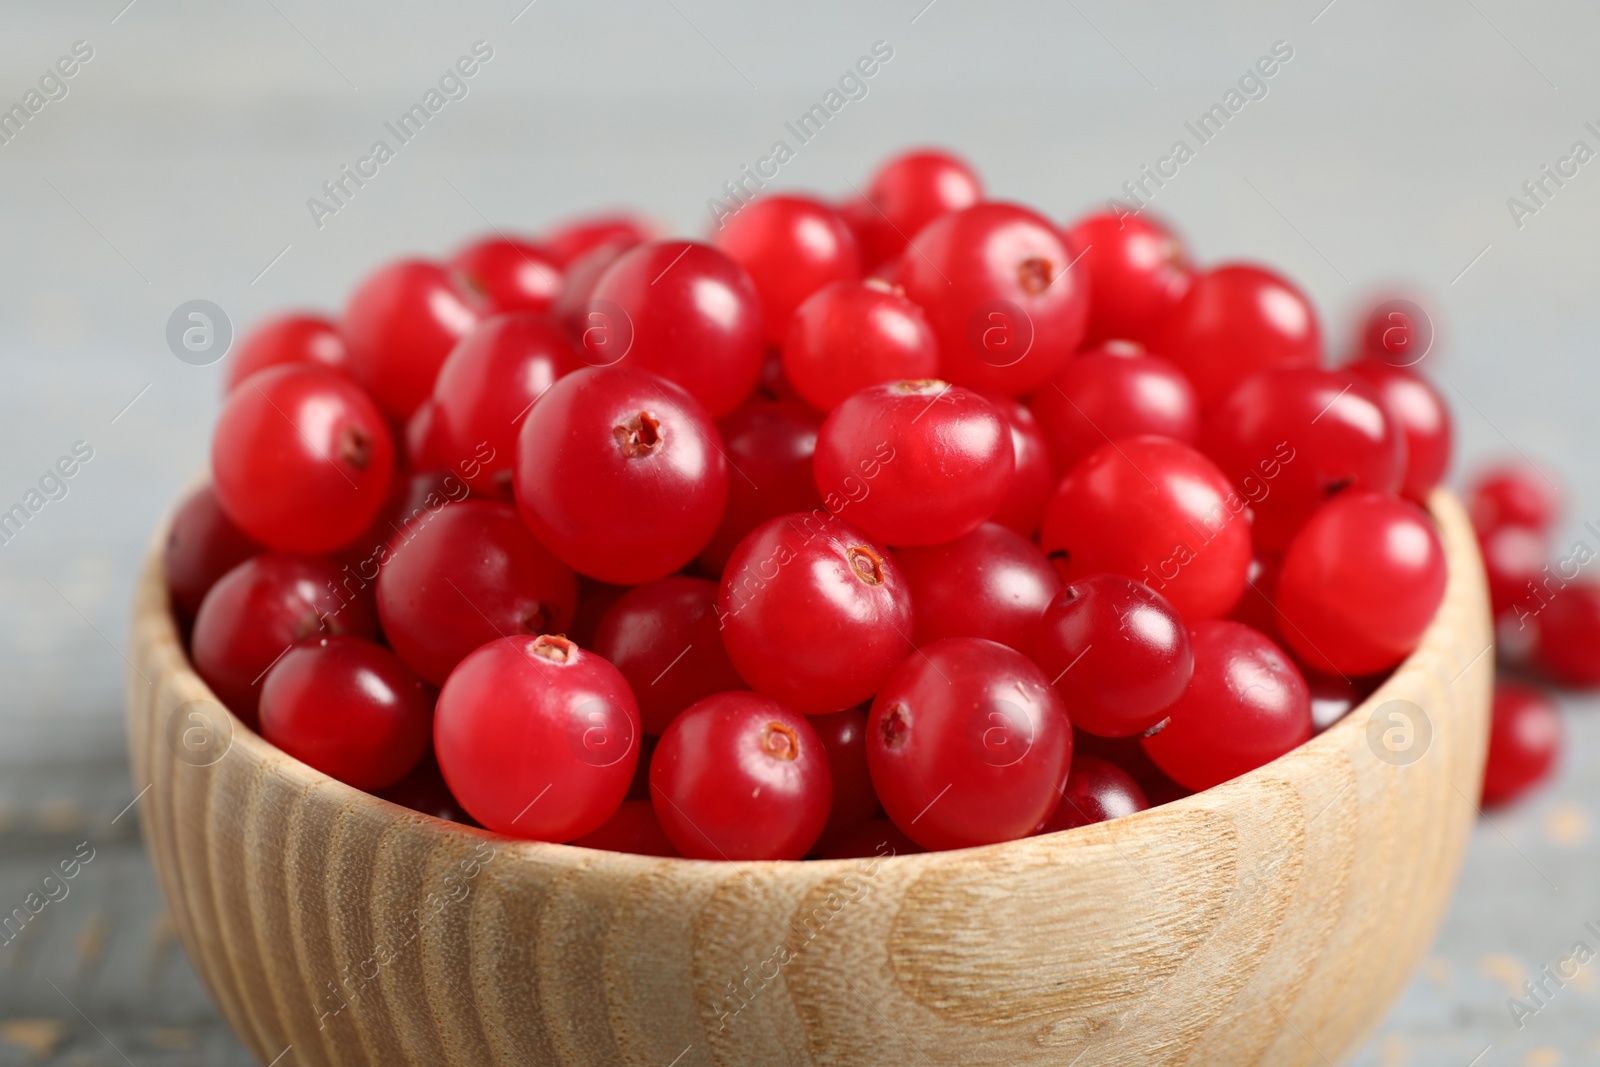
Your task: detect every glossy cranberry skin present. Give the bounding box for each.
[435,634,640,841]
[1307,670,1370,734]
[714,195,862,343]
[808,706,880,854]
[781,280,939,411]
[1345,359,1453,503]
[260,637,433,791]
[1531,582,1600,687]
[854,148,983,267]
[1041,437,1252,621]
[1276,493,1447,676]
[1141,621,1312,791]
[1228,549,1283,641]
[1064,212,1191,345]
[897,202,1090,395]
[1036,574,1193,738]
[430,313,576,494]
[224,313,349,393]
[553,238,641,348]
[1481,525,1547,617]
[987,395,1054,537]
[867,637,1072,851]
[165,485,261,623]
[379,755,475,824]
[332,468,467,572]
[893,523,1060,656]
[1467,463,1561,537]
[1203,367,1404,551]
[588,240,765,416]
[1035,754,1148,834]
[376,499,577,685]
[1482,681,1561,806]
[819,818,924,859]
[514,366,729,584]
[719,514,913,714]
[404,399,451,470]
[449,235,563,315]
[592,577,746,736]
[696,399,824,573]
[650,691,832,860]
[192,554,378,725]
[814,380,1014,546]
[342,259,480,419]
[570,799,678,856]
[1151,263,1321,407]
[212,365,396,555]
[544,213,656,267]
[1027,344,1201,476]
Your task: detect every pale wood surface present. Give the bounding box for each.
[121,489,1492,1067]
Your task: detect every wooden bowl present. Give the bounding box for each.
[127,490,1492,1067]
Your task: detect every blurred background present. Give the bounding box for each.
[1,0,1597,1063]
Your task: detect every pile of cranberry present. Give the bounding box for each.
[167,146,1496,861]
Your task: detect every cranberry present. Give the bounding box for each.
[379,755,475,824]
[1202,366,1403,551]
[260,636,433,792]
[376,499,577,685]
[592,576,746,736]
[1482,681,1561,806]
[1531,582,1600,687]
[1026,343,1201,476]
[808,706,880,855]
[650,691,832,860]
[714,195,862,343]
[435,634,639,841]
[587,240,765,415]
[892,523,1060,656]
[1151,263,1321,407]
[818,818,924,859]
[1035,754,1149,834]
[449,235,563,315]
[986,395,1055,537]
[1141,620,1312,791]
[552,238,641,347]
[1228,549,1283,641]
[1063,211,1191,345]
[342,259,480,419]
[625,734,657,801]
[191,554,377,725]
[813,380,1013,546]
[1359,297,1435,366]
[867,637,1072,851]
[1275,493,1447,676]
[852,148,983,267]
[332,468,467,573]
[1072,729,1185,805]
[211,364,395,554]
[164,485,261,623]
[570,799,678,856]
[430,313,576,495]
[1344,359,1453,503]
[1481,525,1547,617]
[544,213,656,267]
[404,398,451,470]
[1307,670,1370,734]
[897,202,1089,395]
[224,313,349,393]
[1467,463,1561,537]
[513,366,729,584]
[1040,436,1251,621]
[1036,574,1193,738]
[696,399,823,573]
[718,514,913,714]
[781,280,939,411]
[571,576,630,649]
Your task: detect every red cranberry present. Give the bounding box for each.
[696,399,823,573]
[1035,754,1149,833]
[544,213,656,267]
[1063,211,1191,344]
[852,148,983,267]
[1227,549,1283,642]
[718,514,913,714]
[379,755,476,824]
[1531,582,1600,687]
[553,238,641,347]
[449,235,563,315]
[435,634,640,841]
[986,394,1055,537]
[867,637,1073,851]
[164,485,260,623]
[404,398,451,470]
[1275,493,1447,676]
[1141,621,1312,791]
[1151,263,1321,407]
[1482,681,1561,806]
[650,691,832,860]
[1467,463,1561,537]
[818,818,924,859]
[897,202,1090,395]
[260,636,433,792]
[1344,358,1453,503]
[781,280,939,411]
[892,523,1060,656]
[1026,343,1200,476]
[513,366,729,584]
[714,195,862,344]
[1040,436,1251,621]
[211,365,395,554]
[808,706,880,855]
[1359,296,1435,367]
[1307,670,1370,734]
[224,313,349,393]
[1481,525,1548,618]
[813,380,1013,546]
[342,259,480,419]
[570,799,679,857]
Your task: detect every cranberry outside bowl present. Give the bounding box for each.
[127,489,1491,1067]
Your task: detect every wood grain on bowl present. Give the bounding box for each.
[127,491,1491,1067]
